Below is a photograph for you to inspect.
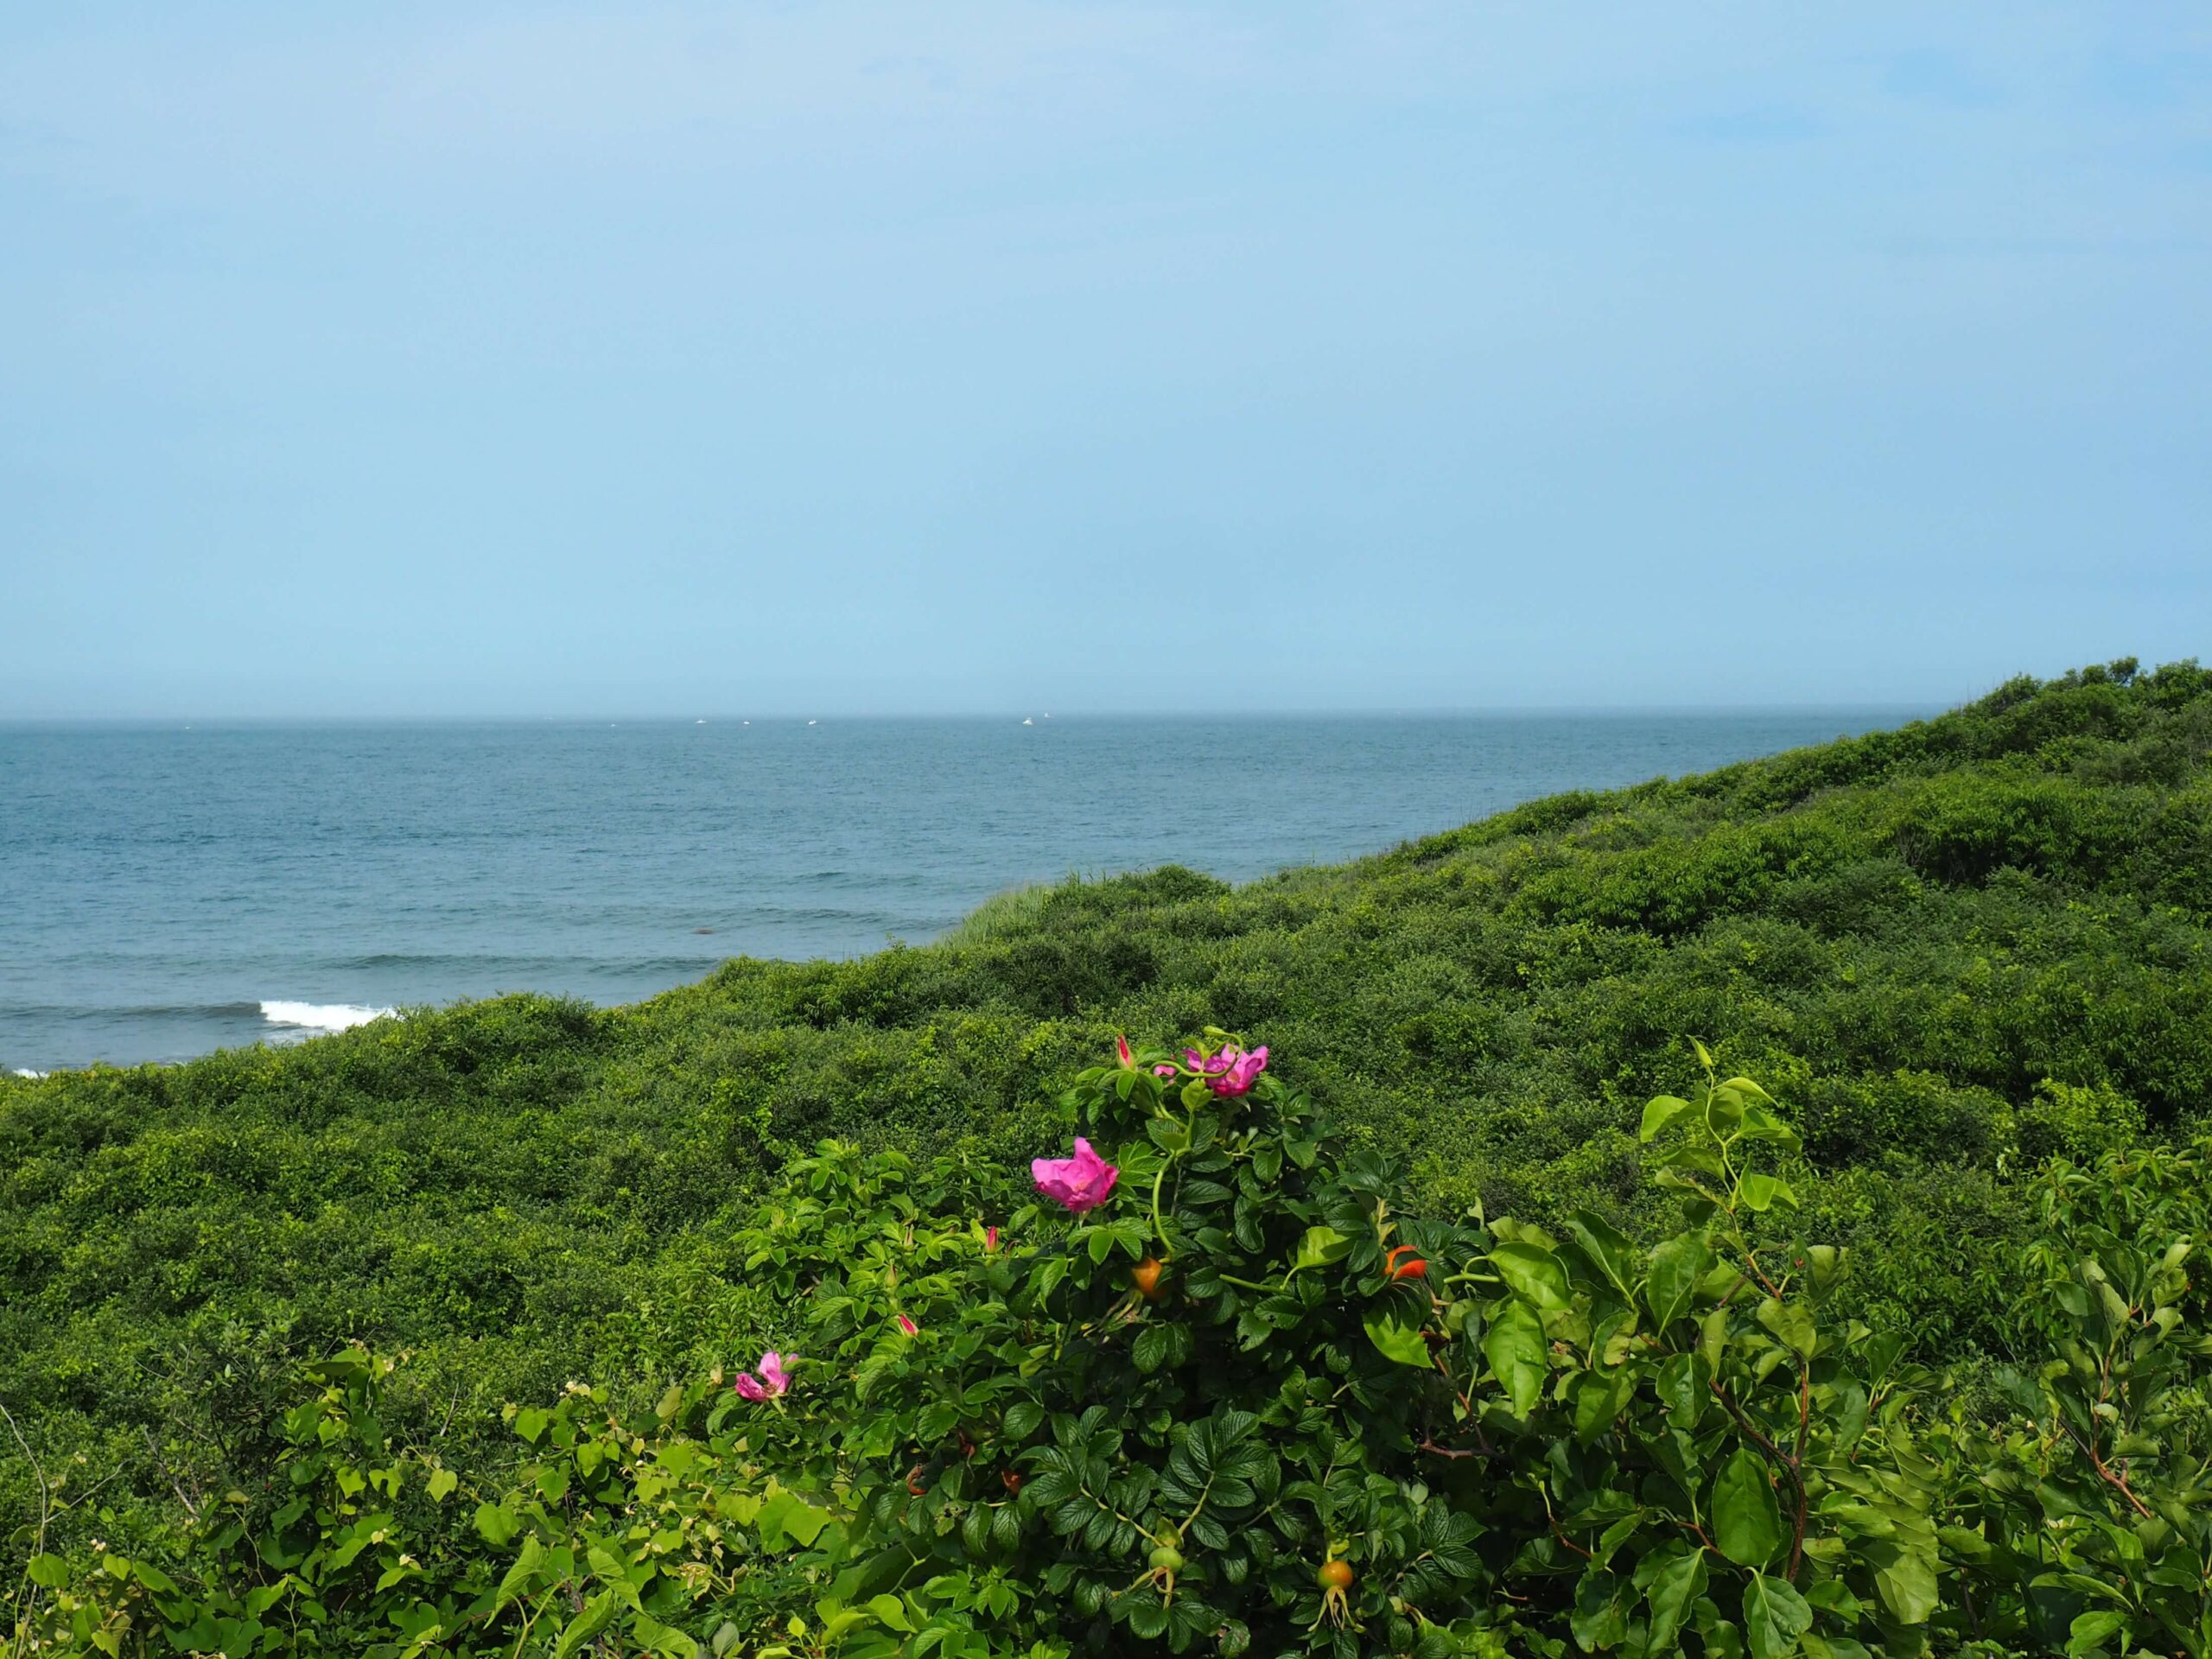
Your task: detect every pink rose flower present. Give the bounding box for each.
[1031,1136,1119,1213]
[734,1351,791,1401]
[1185,1044,1267,1097]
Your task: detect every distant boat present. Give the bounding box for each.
[807,720,817,727]
[696,719,706,725]
[1022,717,1033,726]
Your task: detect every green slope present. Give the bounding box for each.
[3,656,2210,1554]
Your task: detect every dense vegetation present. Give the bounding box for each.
[14,1039,2212,1657]
[6,656,2212,1656]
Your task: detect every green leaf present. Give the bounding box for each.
[1643,1545,1707,1653]
[1865,1535,1937,1625]
[867,1594,915,1633]
[1001,1400,1045,1442]
[1643,1235,1714,1330]
[1711,1447,1784,1569]
[513,1407,550,1445]
[1742,1573,1812,1659]
[2066,1611,2126,1656]
[26,1554,68,1589]
[551,1589,619,1659]
[1736,1104,1801,1152]
[1738,1172,1798,1213]
[1363,1312,1433,1369]
[755,1491,831,1550]
[1134,1323,1172,1372]
[1755,1299,1818,1359]
[1482,1300,1548,1416]
[1564,1210,1639,1298]
[426,1466,458,1502]
[1573,1370,1634,1445]
[1491,1241,1573,1311]
[1655,1351,1703,1429]
[1289,1226,1352,1275]
[495,1535,546,1608]
[633,1616,701,1658]
[1700,1306,1728,1371]
[1641,1095,1694,1142]
[1571,1568,1629,1651]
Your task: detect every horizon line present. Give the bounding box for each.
[0,700,1951,727]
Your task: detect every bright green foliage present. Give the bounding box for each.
[6,661,2212,1558]
[8,657,2212,1650]
[1931,1144,2212,1656]
[20,1039,2212,1656]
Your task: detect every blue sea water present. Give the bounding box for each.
[0,712,1929,1072]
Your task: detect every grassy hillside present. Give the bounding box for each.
[4,656,2210,1567]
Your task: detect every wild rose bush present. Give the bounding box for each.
[19,1036,2212,1657]
[728,1033,1945,1659]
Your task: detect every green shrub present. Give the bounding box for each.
[10,658,2212,1611]
[20,1042,2212,1657]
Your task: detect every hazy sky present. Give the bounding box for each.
[3,3,2206,715]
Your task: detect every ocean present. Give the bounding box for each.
[0,711,1928,1072]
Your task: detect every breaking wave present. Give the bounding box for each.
[259,1001,396,1035]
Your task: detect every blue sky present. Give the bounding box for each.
[2,3,2206,715]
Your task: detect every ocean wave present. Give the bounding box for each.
[10,1069,45,1079]
[260,1001,396,1034]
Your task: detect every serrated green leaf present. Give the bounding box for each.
[1363,1312,1432,1368]
[1290,1225,1352,1275]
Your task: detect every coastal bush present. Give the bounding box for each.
[7,658,2212,1592]
[16,1039,2212,1657]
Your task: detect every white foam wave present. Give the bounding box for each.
[260,1000,395,1035]
[11,1068,45,1079]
